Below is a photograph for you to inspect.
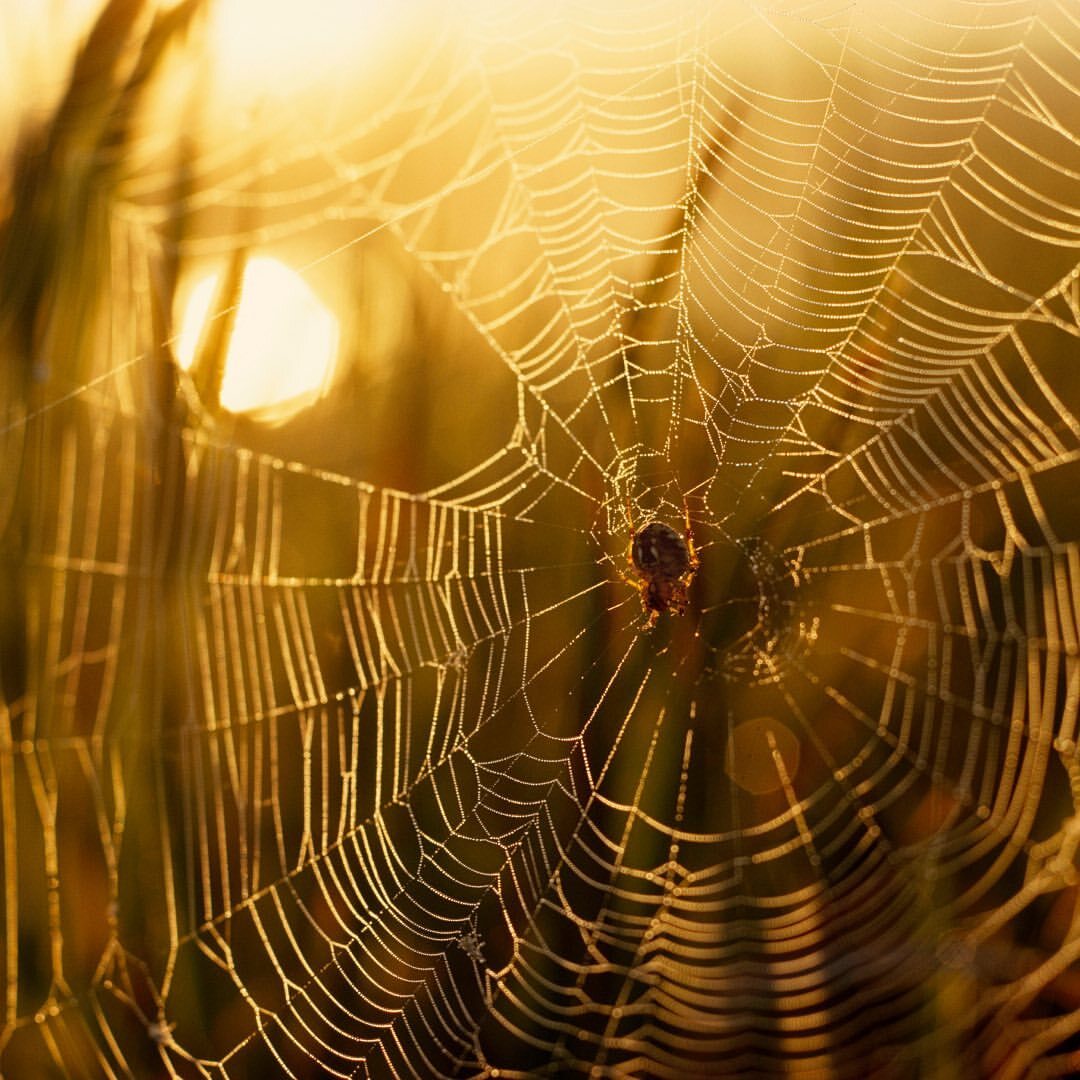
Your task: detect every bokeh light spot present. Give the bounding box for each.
[176,256,339,422]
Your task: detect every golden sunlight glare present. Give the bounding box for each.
[176,257,340,421]
[201,0,387,96]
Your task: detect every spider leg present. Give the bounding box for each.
[625,496,637,554]
[618,498,655,625]
[682,496,700,572]
[618,570,657,628]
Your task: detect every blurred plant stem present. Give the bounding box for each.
[0,2,204,1060]
[0,0,205,672]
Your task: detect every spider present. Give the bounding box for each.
[623,502,700,627]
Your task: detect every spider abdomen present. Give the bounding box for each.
[631,521,691,578]
[626,519,699,621]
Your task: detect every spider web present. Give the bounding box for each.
[4,0,1080,1077]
